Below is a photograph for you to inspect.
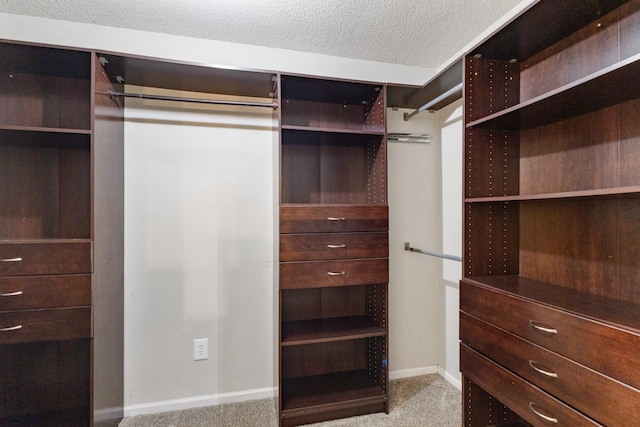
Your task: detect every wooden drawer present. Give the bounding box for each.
[461,312,640,426]
[461,344,601,427]
[0,275,91,311]
[460,279,640,391]
[280,232,388,262]
[0,307,91,344]
[280,206,388,234]
[280,259,388,289]
[0,241,92,276]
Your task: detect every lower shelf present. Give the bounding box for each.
[281,370,387,424]
[0,407,89,427]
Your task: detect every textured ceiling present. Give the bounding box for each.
[0,0,520,68]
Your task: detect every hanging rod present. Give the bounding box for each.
[403,83,463,121]
[404,242,462,262]
[107,90,278,109]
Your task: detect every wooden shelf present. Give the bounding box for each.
[468,0,625,62]
[466,53,640,130]
[465,186,640,203]
[281,125,384,136]
[281,316,385,346]
[281,75,383,104]
[281,370,386,415]
[464,276,640,333]
[0,126,91,135]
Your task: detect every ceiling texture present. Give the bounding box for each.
[0,0,520,69]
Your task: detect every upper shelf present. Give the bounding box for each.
[469,0,627,62]
[281,74,384,105]
[97,52,277,99]
[0,40,90,79]
[466,53,640,130]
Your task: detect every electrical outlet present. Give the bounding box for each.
[193,338,208,361]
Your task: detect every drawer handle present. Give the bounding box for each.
[1,257,22,262]
[529,402,558,424]
[327,271,346,276]
[0,325,23,332]
[0,291,23,297]
[529,360,558,378]
[327,217,346,221]
[529,320,558,334]
[327,244,347,249]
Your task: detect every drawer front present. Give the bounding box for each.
[280,259,388,289]
[461,344,601,427]
[0,241,92,276]
[461,312,640,426]
[460,280,640,391]
[280,206,388,233]
[280,232,388,262]
[0,307,91,344]
[0,275,91,311]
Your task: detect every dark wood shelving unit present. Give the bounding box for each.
[0,39,124,426]
[461,1,640,426]
[278,74,389,426]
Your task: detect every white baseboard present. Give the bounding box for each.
[389,365,438,380]
[438,366,462,390]
[124,367,462,418]
[123,387,276,418]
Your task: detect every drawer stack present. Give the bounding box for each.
[279,205,389,426]
[0,241,93,423]
[460,278,640,426]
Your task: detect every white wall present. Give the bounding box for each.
[439,99,464,387]
[387,109,444,378]
[123,88,278,413]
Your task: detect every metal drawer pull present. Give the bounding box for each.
[327,217,346,221]
[529,320,558,334]
[529,360,558,378]
[1,257,22,262]
[0,325,23,332]
[327,244,347,249]
[0,291,23,297]
[327,271,346,276]
[529,402,558,424]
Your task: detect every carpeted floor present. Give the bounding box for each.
[118,374,461,427]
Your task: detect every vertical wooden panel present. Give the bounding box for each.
[617,197,640,304]
[465,57,519,123]
[92,53,125,427]
[464,202,519,278]
[619,98,640,187]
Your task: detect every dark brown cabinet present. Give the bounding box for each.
[461,1,640,426]
[0,41,124,426]
[278,75,389,426]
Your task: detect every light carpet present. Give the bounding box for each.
[118,374,461,427]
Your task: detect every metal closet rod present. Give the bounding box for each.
[107,90,278,109]
[404,83,463,121]
[404,242,462,262]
